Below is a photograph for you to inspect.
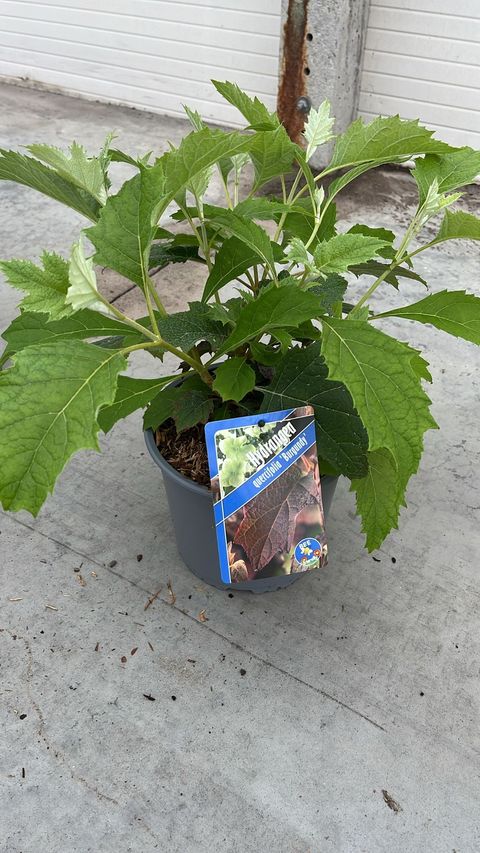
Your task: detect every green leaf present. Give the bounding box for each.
[212,81,278,129]
[234,198,288,220]
[149,240,201,270]
[373,289,480,345]
[144,375,214,432]
[0,252,71,318]
[434,209,480,243]
[349,260,427,288]
[330,115,454,171]
[250,340,283,366]
[183,104,204,132]
[220,280,323,352]
[321,318,437,548]
[66,240,106,313]
[98,374,176,432]
[282,198,337,245]
[249,126,296,190]
[413,147,480,204]
[163,128,251,200]
[157,301,226,352]
[309,274,348,315]
[350,448,401,551]
[313,233,389,273]
[0,149,100,221]
[2,309,138,354]
[347,224,396,259]
[260,342,368,478]
[87,163,165,288]
[202,237,260,302]
[303,101,335,161]
[204,208,277,277]
[410,350,432,383]
[0,342,126,514]
[284,237,311,268]
[108,148,143,168]
[212,357,256,402]
[27,142,107,205]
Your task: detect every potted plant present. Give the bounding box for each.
[0,81,479,592]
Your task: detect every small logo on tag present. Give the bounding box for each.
[294,537,325,569]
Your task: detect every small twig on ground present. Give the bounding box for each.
[382,790,402,813]
[144,588,162,611]
[198,609,208,622]
[167,579,176,605]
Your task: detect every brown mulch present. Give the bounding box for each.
[154,420,211,487]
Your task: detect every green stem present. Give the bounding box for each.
[353,218,426,315]
[273,169,302,243]
[218,167,233,209]
[143,275,161,337]
[148,278,168,318]
[121,337,212,386]
[98,294,159,342]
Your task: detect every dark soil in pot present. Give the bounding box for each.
[145,421,338,594]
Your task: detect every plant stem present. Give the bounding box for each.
[120,336,212,386]
[98,294,159,342]
[353,218,421,314]
[147,277,168,317]
[143,275,161,336]
[218,167,233,209]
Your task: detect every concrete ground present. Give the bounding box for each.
[1,83,480,853]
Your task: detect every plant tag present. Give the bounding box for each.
[205,406,327,584]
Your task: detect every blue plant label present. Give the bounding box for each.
[205,406,328,584]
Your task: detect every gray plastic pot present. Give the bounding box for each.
[145,427,338,593]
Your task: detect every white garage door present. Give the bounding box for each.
[0,0,282,127]
[359,0,480,149]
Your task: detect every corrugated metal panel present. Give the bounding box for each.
[0,0,282,126]
[359,1,480,149]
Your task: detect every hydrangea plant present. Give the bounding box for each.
[0,81,479,550]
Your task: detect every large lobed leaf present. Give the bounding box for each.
[330,115,454,171]
[98,374,177,433]
[204,208,278,277]
[27,142,107,205]
[0,252,71,318]
[163,127,251,198]
[212,357,256,403]
[212,81,278,129]
[87,164,165,288]
[144,374,214,432]
[350,448,400,552]
[0,341,126,514]
[373,289,480,345]
[313,233,389,274]
[202,236,261,302]
[220,280,325,352]
[2,309,139,355]
[157,302,226,352]
[321,318,437,550]
[434,210,480,243]
[0,149,100,221]
[249,126,297,191]
[412,147,480,204]
[260,342,368,479]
